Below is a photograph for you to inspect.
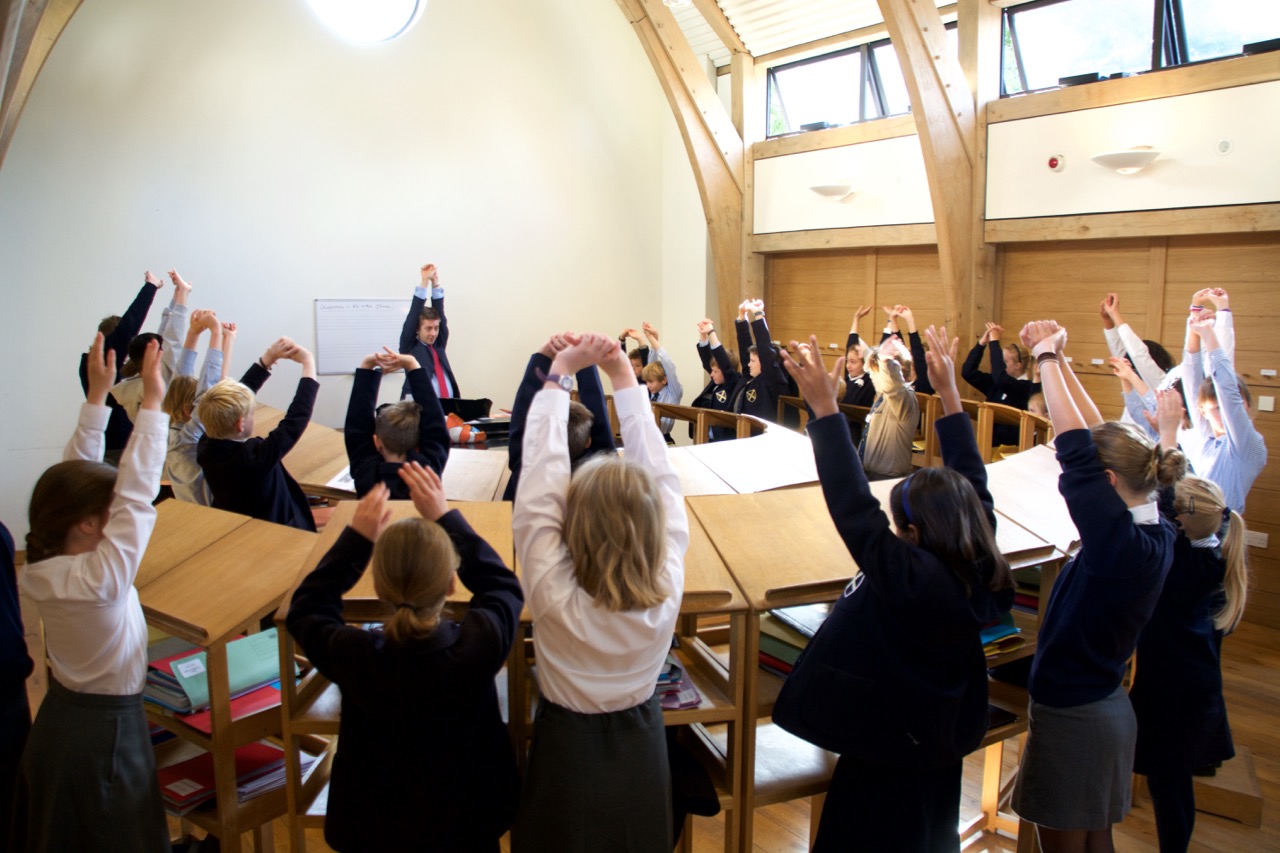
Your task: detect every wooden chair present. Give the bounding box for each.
[914,392,941,467]
[1019,410,1052,451]
[980,402,1026,463]
[697,410,754,443]
[652,402,704,441]
[958,398,995,463]
[778,395,810,432]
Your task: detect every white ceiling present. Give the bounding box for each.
[668,0,955,68]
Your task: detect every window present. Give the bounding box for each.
[1002,0,1280,96]
[766,25,958,137]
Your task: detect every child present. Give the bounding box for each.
[859,337,919,480]
[344,349,450,499]
[511,333,687,852]
[398,263,460,401]
[619,328,650,380]
[881,305,934,395]
[13,334,169,852]
[733,299,788,424]
[962,321,1038,445]
[691,319,743,442]
[842,306,875,407]
[773,326,1013,852]
[1180,313,1266,513]
[162,310,234,505]
[1130,475,1245,853]
[196,337,319,532]
[78,273,161,460]
[502,333,615,501]
[639,322,683,440]
[1011,320,1186,853]
[286,469,522,853]
[110,269,193,423]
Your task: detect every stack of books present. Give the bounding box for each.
[157,742,315,816]
[144,630,291,723]
[980,612,1025,659]
[759,603,829,677]
[657,654,701,710]
[1011,565,1042,614]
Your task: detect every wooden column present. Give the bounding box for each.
[617,0,747,330]
[877,0,979,339]
[0,0,82,171]
[959,0,1003,337]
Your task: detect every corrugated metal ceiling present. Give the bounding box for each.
[668,0,953,67]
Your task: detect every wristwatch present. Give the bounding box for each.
[546,373,574,392]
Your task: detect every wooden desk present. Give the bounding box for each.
[440,448,508,502]
[138,503,318,853]
[666,447,736,497]
[985,444,1079,556]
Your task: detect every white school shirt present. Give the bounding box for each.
[19,403,167,695]
[513,383,688,713]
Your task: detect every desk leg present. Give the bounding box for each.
[981,741,1002,832]
[508,624,531,771]
[207,644,242,853]
[252,820,274,851]
[738,617,761,852]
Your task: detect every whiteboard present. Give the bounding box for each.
[314,298,413,375]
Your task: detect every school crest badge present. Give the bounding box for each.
[714,389,727,403]
[746,389,757,403]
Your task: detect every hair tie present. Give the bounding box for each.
[1222,507,1231,523]
[900,472,917,525]
[396,602,415,611]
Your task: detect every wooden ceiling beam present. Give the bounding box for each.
[1,0,82,171]
[691,0,750,58]
[617,0,747,330]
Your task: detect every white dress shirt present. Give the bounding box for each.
[20,403,167,695]
[513,384,688,713]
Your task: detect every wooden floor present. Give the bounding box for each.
[237,622,1280,853]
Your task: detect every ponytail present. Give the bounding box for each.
[1216,509,1249,634]
[1092,421,1186,496]
[371,518,456,644]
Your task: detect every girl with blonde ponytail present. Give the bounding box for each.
[286,470,523,852]
[1011,321,1186,853]
[1130,475,1245,851]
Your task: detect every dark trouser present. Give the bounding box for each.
[1146,771,1195,853]
[815,755,962,853]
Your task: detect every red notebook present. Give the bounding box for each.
[157,742,284,808]
[179,683,283,734]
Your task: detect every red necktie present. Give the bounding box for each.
[430,347,450,398]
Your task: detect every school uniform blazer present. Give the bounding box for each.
[78,280,158,453]
[286,517,523,852]
[344,366,450,499]
[692,342,742,440]
[1130,531,1233,774]
[774,411,1011,767]
[501,354,615,501]
[733,318,788,422]
[961,340,1037,445]
[398,287,460,400]
[1028,429,1175,708]
[197,362,318,532]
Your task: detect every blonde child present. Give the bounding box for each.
[859,336,919,480]
[161,311,235,505]
[13,334,169,852]
[1131,475,1246,852]
[639,321,683,440]
[512,333,687,851]
[287,467,522,852]
[1012,320,1187,853]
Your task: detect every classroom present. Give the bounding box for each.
[2,0,1279,851]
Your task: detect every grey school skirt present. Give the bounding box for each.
[1012,686,1136,830]
[10,679,170,853]
[512,695,671,853]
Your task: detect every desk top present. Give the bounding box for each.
[251,404,348,498]
[984,445,1079,555]
[666,447,735,497]
[441,449,508,502]
[138,516,317,646]
[682,426,818,494]
[137,500,251,589]
[688,487,855,611]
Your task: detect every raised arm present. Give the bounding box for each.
[961,324,995,395]
[924,326,994,527]
[251,345,318,469]
[575,364,616,455]
[398,352,450,475]
[398,266,432,354]
[67,333,116,462]
[343,356,383,480]
[1021,321,1102,436]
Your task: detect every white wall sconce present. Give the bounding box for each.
[1091,146,1160,175]
[809,183,855,201]
[305,0,426,44]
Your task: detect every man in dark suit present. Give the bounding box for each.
[398,262,461,402]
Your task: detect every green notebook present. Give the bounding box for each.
[171,629,288,712]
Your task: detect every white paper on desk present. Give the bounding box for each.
[326,466,355,492]
[683,424,819,493]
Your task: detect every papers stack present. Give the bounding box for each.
[157,741,315,816]
[657,654,702,711]
[144,629,291,716]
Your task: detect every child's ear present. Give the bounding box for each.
[234,415,247,436]
[584,436,592,449]
[447,574,457,596]
[373,435,384,454]
[905,523,920,546]
[1104,469,1119,490]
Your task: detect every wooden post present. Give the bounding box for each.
[0,0,83,171]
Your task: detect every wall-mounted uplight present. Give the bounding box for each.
[1090,146,1160,175]
[810,184,855,201]
[305,0,426,44]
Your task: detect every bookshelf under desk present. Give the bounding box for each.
[272,499,515,853]
[137,500,318,853]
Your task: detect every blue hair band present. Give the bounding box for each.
[900,472,917,525]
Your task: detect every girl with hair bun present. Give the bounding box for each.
[286,471,522,853]
[1130,474,1247,852]
[1012,320,1187,853]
